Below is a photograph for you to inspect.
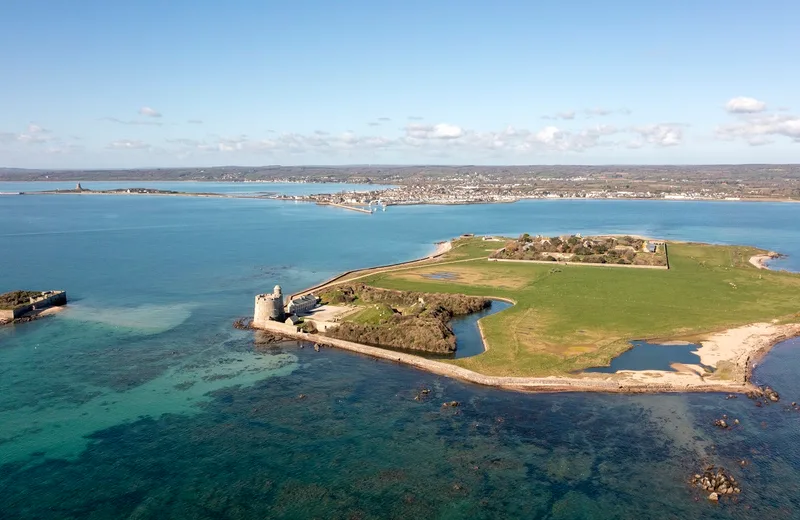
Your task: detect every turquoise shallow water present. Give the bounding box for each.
[2,187,800,519]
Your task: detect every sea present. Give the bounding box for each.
[1,182,800,519]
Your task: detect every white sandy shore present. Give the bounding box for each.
[749,253,776,269]
[431,240,453,257]
[696,322,800,379]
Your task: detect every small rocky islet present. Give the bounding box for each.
[691,467,741,502]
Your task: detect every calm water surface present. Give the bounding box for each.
[584,340,709,373]
[2,189,800,519]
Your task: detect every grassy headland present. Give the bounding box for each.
[354,237,800,377]
[317,283,490,354]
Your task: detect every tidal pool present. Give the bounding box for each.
[452,300,513,359]
[584,340,709,373]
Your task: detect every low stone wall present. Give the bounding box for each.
[4,291,67,319]
[252,319,753,395]
[288,242,451,300]
[489,258,668,269]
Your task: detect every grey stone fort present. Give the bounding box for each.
[254,285,285,325]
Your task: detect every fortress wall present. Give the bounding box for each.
[7,291,67,319]
[253,295,271,328]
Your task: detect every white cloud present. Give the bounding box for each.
[187,119,203,124]
[544,108,630,120]
[103,117,163,126]
[586,108,612,116]
[158,120,686,160]
[378,117,391,122]
[46,144,84,155]
[542,111,576,121]
[166,138,202,146]
[431,123,463,139]
[534,126,562,144]
[716,113,800,145]
[139,106,162,118]
[585,108,630,117]
[633,124,683,147]
[16,123,53,144]
[725,96,767,114]
[405,123,463,139]
[107,139,149,150]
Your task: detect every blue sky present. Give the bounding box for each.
[1,0,799,168]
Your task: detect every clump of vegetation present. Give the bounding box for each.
[492,234,667,266]
[299,321,317,333]
[318,283,490,354]
[0,291,44,310]
[319,283,490,315]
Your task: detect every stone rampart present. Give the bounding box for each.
[2,291,67,319]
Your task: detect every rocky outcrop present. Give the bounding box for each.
[691,467,741,501]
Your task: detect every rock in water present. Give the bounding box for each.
[708,492,719,502]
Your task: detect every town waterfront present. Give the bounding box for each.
[2,185,800,518]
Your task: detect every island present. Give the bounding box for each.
[490,234,668,267]
[0,290,67,325]
[252,235,800,394]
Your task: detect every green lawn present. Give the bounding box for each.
[357,238,800,377]
[347,303,397,325]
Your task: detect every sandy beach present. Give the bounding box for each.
[697,322,800,380]
[431,240,452,257]
[749,253,776,269]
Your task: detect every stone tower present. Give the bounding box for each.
[253,285,285,326]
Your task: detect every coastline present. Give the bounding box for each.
[749,253,778,269]
[1,305,66,326]
[287,240,453,300]
[255,238,800,395]
[697,322,800,382]
[16,188,800,205]
[254,318,766,394]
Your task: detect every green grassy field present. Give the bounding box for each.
[356,237,800,377]
[347,303,398,324]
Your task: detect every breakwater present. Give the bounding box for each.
[318,202,373,214]
[252,319,756,395]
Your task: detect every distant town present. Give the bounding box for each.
[3,164,800,204]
